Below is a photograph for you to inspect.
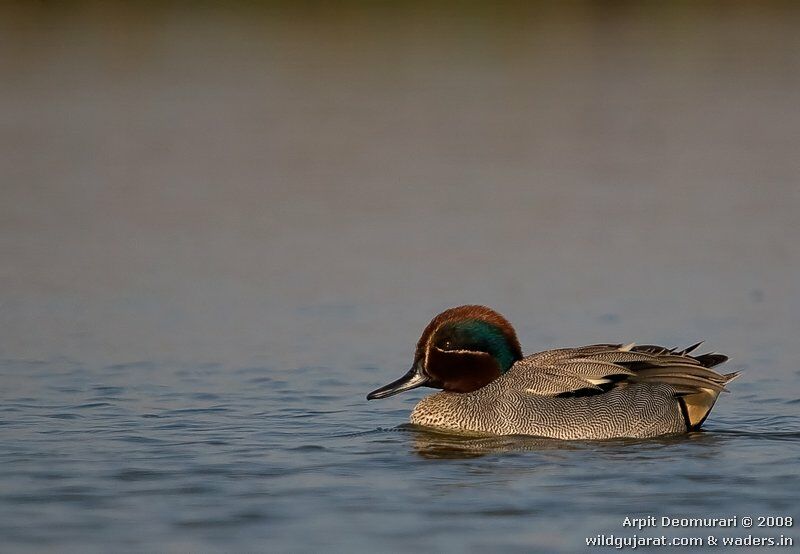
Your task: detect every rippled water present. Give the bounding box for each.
[3,357,799,552]
[2,2,800,552]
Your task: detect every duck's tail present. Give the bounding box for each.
[677,371,740,430]
[620,343,739,431]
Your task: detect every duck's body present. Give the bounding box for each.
[368,306,738,440]
[408,345,720,439]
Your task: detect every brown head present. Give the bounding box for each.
[367,305,523,400]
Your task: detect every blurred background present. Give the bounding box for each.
[1,2,799,551]
[2,1,798,370]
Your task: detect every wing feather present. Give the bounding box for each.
[504,342,733,397]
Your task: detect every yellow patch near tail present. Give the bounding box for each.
[680,388,720,430]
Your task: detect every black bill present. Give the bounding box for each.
[367,363,430,400]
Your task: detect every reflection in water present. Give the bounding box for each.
[404,424,725,460]
[403,423,800,461]
[408,426,574,459]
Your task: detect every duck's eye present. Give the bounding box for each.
[439,339,453,350]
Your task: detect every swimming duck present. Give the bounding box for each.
[367,305,738,439]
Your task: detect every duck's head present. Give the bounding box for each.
[367,305,523,400]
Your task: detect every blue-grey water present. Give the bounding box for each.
[2,2,799,552]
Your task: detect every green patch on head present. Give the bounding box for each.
[438,319,519,373]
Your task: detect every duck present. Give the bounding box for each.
[367,305,739,439]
